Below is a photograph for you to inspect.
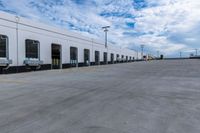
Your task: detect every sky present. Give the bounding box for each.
[0,0,200,57]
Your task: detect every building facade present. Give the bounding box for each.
[0,11,139,74]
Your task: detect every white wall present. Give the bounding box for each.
[0,11,139,67]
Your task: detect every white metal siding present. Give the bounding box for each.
[0,11,139,67]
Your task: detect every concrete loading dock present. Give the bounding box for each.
[0,59,200,133]
[0,11,139,74]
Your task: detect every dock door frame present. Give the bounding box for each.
[110,53,114,64]
[103,52,108,65]
[51,44,62,69]
[70,46,78,67]
[84,49,90,66]
[95,51,100,65]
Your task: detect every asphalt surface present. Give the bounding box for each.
[0,59,200,133]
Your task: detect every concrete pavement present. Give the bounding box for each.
[0,59,200,133]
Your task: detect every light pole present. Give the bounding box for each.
[102,26,110,48]
[180,51,182,58]
[157,51,160,59]
[195,49,198,56]
[140,45,144,59]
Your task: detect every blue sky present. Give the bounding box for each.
[0,0,200,57]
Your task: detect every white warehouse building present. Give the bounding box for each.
[0,11,139,74]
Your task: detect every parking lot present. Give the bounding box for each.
[0,59,200,133]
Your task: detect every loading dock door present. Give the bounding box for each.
[95,51,100,65]
[84,49,90,66]
[133,57,135,61]
[104,52,108,64]
[121,55,124,62]
[111,53,114,64]
[0,35,7,58]
[70,47,78,67]
[116,54,119,63]
[52,44,61,69]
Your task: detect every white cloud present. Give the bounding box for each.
[131,0,200,56]
[0,0,200,57]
